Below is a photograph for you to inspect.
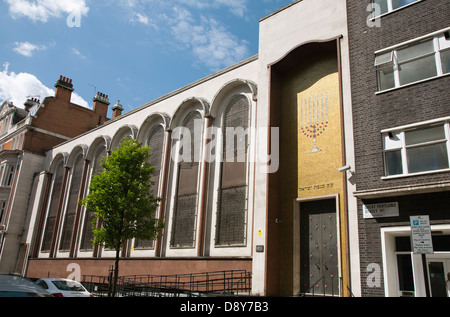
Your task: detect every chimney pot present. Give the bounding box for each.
[112,100,124,119]
[93,91,110,125]
[54,75,74,101]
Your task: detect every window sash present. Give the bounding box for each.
[376,34,449,91]
[0,201,6,223]
[384,149,403,176]
[440,49,450,74]
[405,125,446,146]
[406,142,449,173]
[397,40,434,63]
[392,0,418,11]
[372,0,421,17]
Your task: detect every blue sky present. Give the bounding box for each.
[0,0,293,116]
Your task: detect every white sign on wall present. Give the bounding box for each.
[363,202,399,219]
[410,215,434,254]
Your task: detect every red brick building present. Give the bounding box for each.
[0,75,119,275]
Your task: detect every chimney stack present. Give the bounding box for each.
[54,76,74,102]
[93,92,110,125]
[24,98,40,112]
[112,100,124,119]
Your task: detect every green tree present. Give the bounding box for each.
[79,137,164,297]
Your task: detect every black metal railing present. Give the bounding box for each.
[299,276,355,297]
[299,275,340,297]
[82,270,252,297]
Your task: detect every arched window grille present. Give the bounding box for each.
[170,111,202,248]
[41,161,64,252]
[59,154,84,252]
[80,146,106,251]
[215,95,250,246]
[134,125,165,250]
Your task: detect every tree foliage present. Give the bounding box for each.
[79,137,164,295]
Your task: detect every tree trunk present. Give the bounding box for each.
[111,248,120,297]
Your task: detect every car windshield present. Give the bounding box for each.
[51,280,85,292]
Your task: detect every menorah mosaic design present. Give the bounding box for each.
[299,94,329,153]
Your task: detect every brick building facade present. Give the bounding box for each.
[347,0,450,296]
[0,76,117,275]
[22,0,360,297]
[7,0,448,297]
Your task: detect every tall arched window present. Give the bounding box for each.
[41,160,64,252]
[59,154,84,252]
[134,125,165,250]
[170,111,202,248]
[215,95,250,246]
[148,125,165,196]
[80,146,106,251]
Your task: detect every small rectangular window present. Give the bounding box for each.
[397,40,434,62]
[5,166,14,186]
[378,66,396,90]
[405,125,446,145]
[406,143,449,173]
[398,55,437,85]
[0,201,6,223]
[441,49,450,74]
[385,150,403,176]
[375,51,393,67]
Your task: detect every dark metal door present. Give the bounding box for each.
[300,199,339,296]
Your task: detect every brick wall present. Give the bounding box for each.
[21,77,112,155]
[31,97,105,140]
[357,192,450,296]
[347,0,450,192]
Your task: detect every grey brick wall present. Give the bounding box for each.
[357,192,450,296]
[346,0,450,296]
[347,0,450,192]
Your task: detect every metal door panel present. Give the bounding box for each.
[300,199,338,296]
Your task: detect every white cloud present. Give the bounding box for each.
[0,64,89,109]
[168,8,249,71]
[111,1,252,70]
[5,0,89,23]
[178,0,248,17]
[13,41,47,57]
[72,48,87,60]
[135,13,149,25]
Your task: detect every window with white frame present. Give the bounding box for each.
[0,201,6,223]
[3,165,15,187]
[372,0,421,17]
[376,31,450,91]
[383,121,450,176]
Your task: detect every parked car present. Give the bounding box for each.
[0,274,53,297]
[35,278,94,297]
